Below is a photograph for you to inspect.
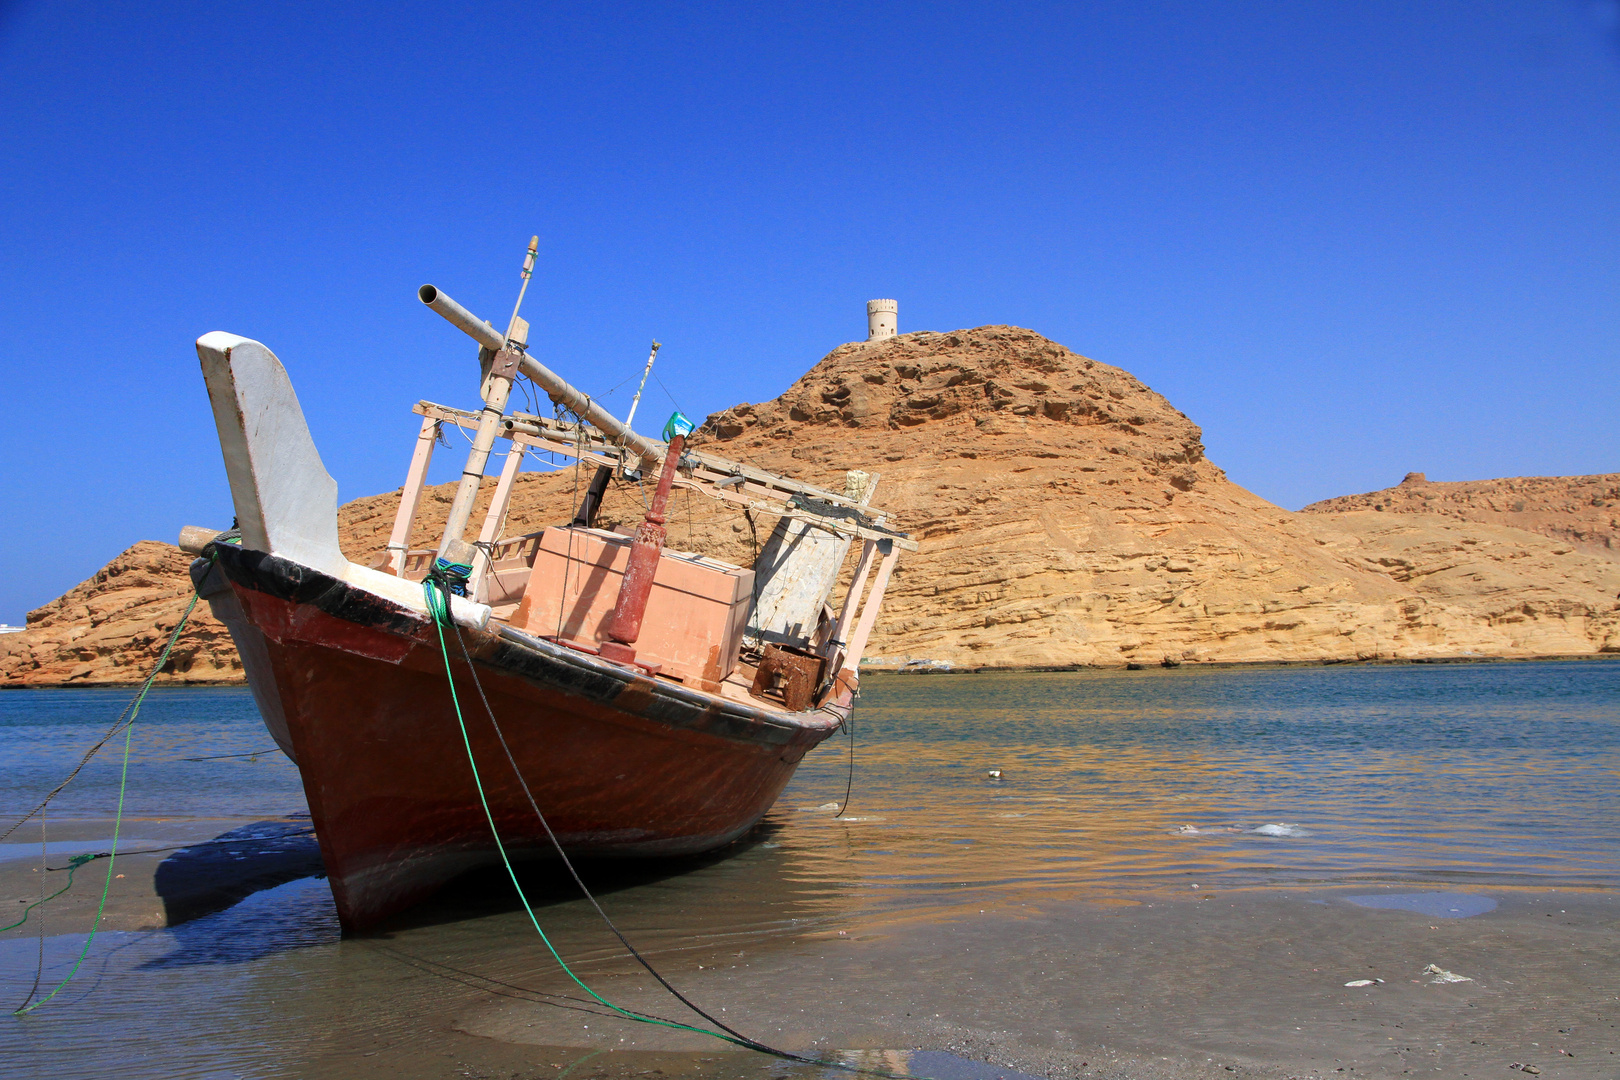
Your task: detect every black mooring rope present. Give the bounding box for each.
[440,616,911,1079]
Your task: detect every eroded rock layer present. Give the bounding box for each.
[693,328,1620,667]
[0,542,240,686]
[1301,471,1620,557]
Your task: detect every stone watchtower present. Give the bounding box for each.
[866,299,897,341]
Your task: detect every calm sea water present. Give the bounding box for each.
[790,660,1620,901]
[1,661,1617,1076]
[0,686,303,825]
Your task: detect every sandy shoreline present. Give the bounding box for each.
[0,815,318,934]
[407,885,1619,1080]
[4,819,1614,1079]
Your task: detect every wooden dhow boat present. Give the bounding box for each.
[185,243,914,930]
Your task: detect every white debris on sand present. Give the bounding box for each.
[1423,964,1473,983]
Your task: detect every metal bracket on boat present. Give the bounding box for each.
[488,346,523,381]
[786,494,890,530]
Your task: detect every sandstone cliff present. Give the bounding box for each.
[5,325,1618,687]
[0,542,241,686]
[689,327,1620,666]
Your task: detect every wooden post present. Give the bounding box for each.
[437,348,520,569]
[385,417,439,575]
[840,541,898,676]
[823,537,879,677]
[623,341,660,430]
[177,525,226,555]
[433,238,539,572]
[572,465,613,527]
[599,433,685,666]
[467,445,524,598]
[831,538,879,647]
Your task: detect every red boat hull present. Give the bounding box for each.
[200,546,843,930]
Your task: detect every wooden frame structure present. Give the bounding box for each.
[379,398,914,679]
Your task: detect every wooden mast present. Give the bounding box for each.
[623,341,660,432]
[432,236,538,577]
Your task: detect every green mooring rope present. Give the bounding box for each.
[0,853,98,935]
[421,581,936,1080]
[421,578,736,1045]
[421,584,936,1080]
[12,589,201,1015]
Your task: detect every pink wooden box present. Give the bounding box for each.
[511,526,754,691]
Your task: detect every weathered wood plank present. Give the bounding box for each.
[469,446,525,599]
[841,541,899,675]
[385,416,440,575]
[414,401,867,508]
[749,472,881,648]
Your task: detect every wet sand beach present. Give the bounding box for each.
[5,855,1614,1080]
[2,665,1617,1078]
[354,883,1620,1080]
[0,815,319,933]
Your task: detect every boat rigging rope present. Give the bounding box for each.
[443,587,761,1047]
[431,558,474,597]
[11,586,202,1015]
[421,573,920,1078]
[422,573,741,1045]
[556,407,587,642]
[651,369,683,414]
[834,710,856,820]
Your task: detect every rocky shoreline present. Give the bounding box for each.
[865,652,1620,674]
[5,324,1617,688]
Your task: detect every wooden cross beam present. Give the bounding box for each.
[411,400,917,552]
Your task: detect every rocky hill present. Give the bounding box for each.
[690,327,1620,666]
[4,325,1618,687]
[1301,471,1620,557]
[0,542,241,686]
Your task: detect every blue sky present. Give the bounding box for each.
[1,1,1617,621]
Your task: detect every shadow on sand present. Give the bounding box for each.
[147,815,790,937]
[151,818,325,926]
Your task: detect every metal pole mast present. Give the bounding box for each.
[508,235,538,339]
[623,341,661,431]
